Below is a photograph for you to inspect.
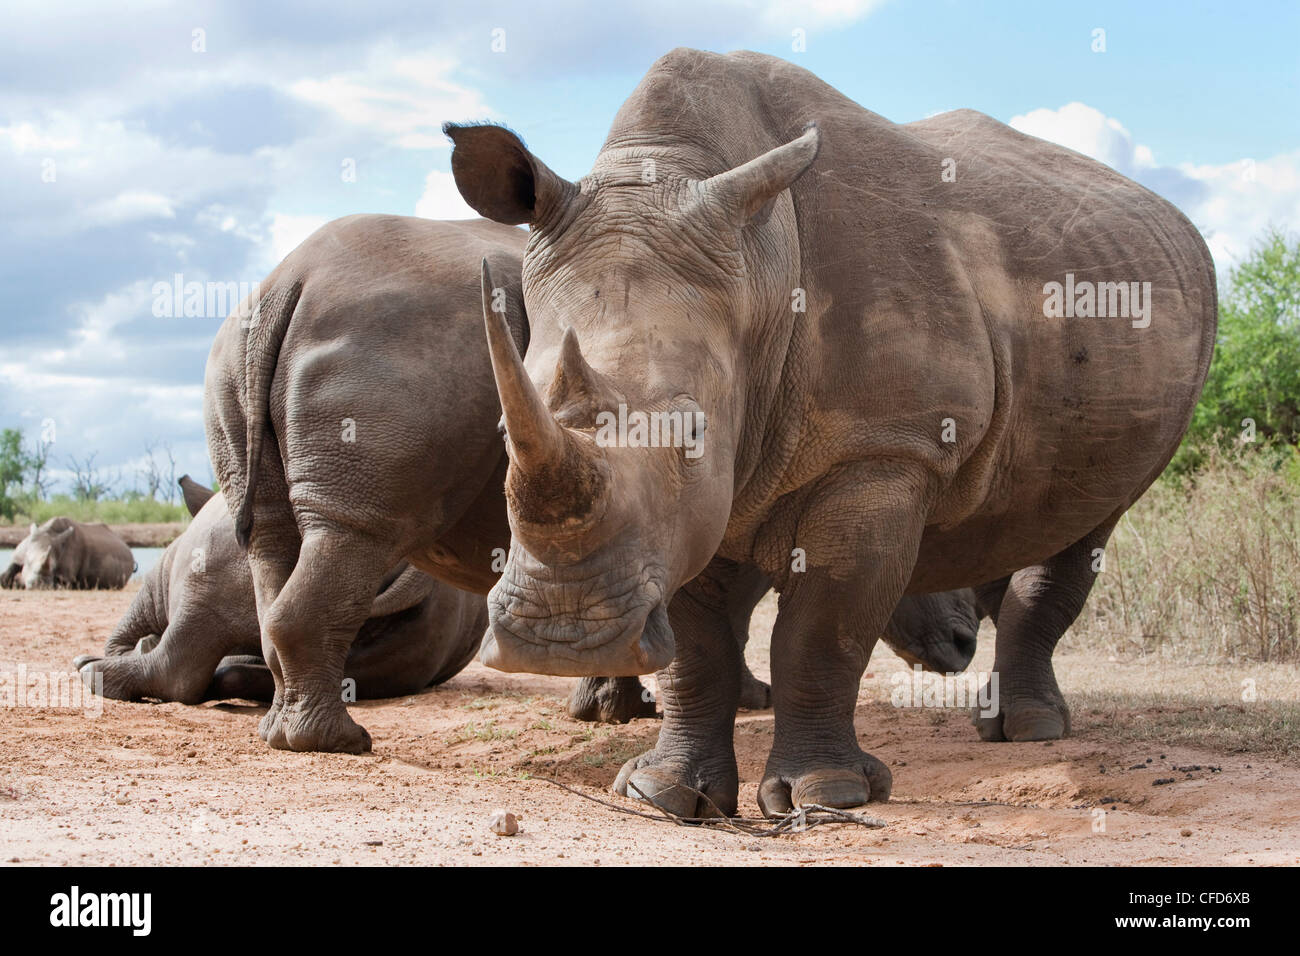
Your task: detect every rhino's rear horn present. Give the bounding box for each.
[694,123,822,228]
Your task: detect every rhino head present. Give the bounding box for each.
[885,588,983,674]
[447,121,821,677]
[16,520,76,589]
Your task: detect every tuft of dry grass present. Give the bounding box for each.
[1074,441,1300,663]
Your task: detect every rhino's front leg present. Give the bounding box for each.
[613,562,744,817]
[757,463,928,817]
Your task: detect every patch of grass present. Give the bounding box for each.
[1072,691,1300,760]
[462,693,534,712]
[11,494,189,526]
[450,721,517,744]
[1074,441,1300,663]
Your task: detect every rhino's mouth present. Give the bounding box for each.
[22,570,55,590]
[480,545,678,676]
[481,566,675,677]
[894,621,979,675]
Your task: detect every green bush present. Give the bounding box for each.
[1171,227,1300,473]
[15,493,189,526]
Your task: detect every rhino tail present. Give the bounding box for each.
[367,564,436,619]
[233,280,303,549]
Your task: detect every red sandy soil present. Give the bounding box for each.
[2,586,1297,866]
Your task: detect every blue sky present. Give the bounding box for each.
[0,0,1296,494]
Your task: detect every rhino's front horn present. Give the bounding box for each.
[481,259,567,474]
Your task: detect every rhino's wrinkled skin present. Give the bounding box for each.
[2,518,133,590]
[73,476,484,704]
[446,49,1217,816]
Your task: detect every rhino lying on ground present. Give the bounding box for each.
[203,214,988,746]
[68,473,978,713]
[1,518,133,590]
[73,476,484,703]
[446,48,1217,816]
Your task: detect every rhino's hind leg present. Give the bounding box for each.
[613,561,745,817]
[77,616,230,704]
[972,518,1118,742]
[254,528,390,754]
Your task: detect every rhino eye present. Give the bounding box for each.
[553,399,606,431]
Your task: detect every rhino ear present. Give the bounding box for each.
[444,122,576,226]
[694,124,821,229]
[178,474,215,518]
[28,522,36,537]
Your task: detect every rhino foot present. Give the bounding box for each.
[567,676,659,724]
[613,747,738,818]
[75,655,145,702]
[757,749,892,818]
[972,691,1070,742]
[259,692,371,754]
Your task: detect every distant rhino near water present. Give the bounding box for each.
[1,518,133,590]
[74,476,485,704]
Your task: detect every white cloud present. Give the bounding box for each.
[1010,102,1154,178]
[0,112,271,241]
[83,189,176,226]
[749,0,886,29]
[268,213,330,264]
[1009,102,1300,274]
[414,170,477,221]
[288,49,492,150]
[1177,152,1300,267]
[65,280,154,361]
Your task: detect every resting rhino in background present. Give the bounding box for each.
[72,476,484,703]
[203,214,988,747]
[444,48,1216,816]
[1,518,133,589]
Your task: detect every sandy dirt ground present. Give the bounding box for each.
[2,585,1298,866]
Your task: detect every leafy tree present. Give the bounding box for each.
[0,429,31,521]
[1173,228,1300,472]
